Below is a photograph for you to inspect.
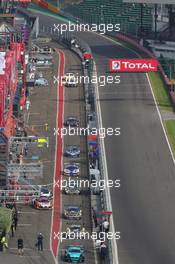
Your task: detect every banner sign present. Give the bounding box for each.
[109,59,158,72]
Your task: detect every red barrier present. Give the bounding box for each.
[38,0,48,9]
[115,33,171,86]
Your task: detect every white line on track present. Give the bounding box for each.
[18,211,37,214]
[50,48,65,264]
[146,73,175,164]
[50,50,60,264]
[18,224,32,226]
[93,62,119,264]
[10,247,50,251]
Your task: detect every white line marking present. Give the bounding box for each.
[93,239,98,264]
[18,224,32,226]
[18,211,37,214]
[10,247,50,251]
[146,73,175,164]
[93,62,119,264]
[50,49,65,264]
[57,49,64,259]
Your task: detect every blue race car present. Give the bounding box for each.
[64,146,80,158]
[64,246,85,262]
[64,163,80,176]
[64,206,82,220]
[64,116,79,127]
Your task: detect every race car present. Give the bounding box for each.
[62,72,76,81]
[40,186,52,198]
[64,206,82,220]
[64,246,85,263]
[64,78,78,87]
[64,116,79,127]
[65,225,86,239]
[64,146,80,158]
[63,180,81,195]
[63,163,80,176]
[34,78,48,86]
[32,197,52,209]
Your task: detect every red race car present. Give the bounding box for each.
[32,197,52,210]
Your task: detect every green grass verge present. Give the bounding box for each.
[0,208,12,236]
[165,119,175,157]
[148,72,173,112]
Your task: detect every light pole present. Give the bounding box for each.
[57,0,60,9]
[154,4,158,40]
[100,5,104,23]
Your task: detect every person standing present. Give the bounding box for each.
[17,237,23,256]
[13,213,18,231]
[26,99,31,111]
[37,233,44,251]
[100,243,107,261]
[11,223,15,237]
[102,219,110,233]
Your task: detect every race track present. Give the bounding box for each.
[33,12,175,264]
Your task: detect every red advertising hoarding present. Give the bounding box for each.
[109,59,158,72]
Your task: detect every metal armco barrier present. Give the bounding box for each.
[115,32,170,84]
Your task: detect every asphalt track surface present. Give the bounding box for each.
[39,13,175,264]
[16,10,175,264]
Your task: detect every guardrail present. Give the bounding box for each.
[114,32,171,85]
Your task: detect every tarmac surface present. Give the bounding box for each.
[36,12,175,264]
[0,44,58,264]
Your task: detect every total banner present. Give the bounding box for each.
[109,59,158,72]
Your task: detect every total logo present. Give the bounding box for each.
[112,60,121,70]
[109,59,158,72]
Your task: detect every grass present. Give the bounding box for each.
[0,208,12,236]
[148,72,173,112]
[165,120,175,157]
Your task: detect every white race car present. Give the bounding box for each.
[62,73,78,87]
